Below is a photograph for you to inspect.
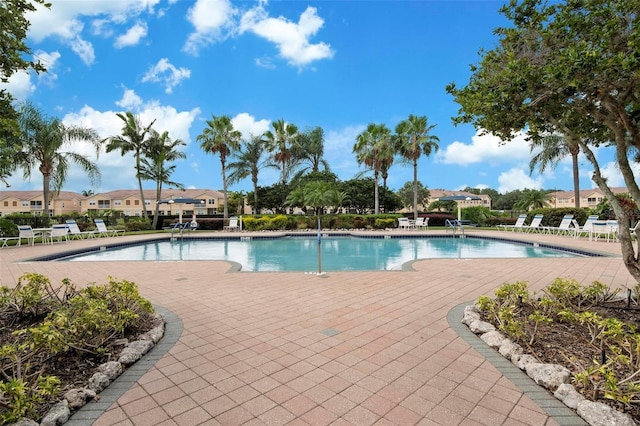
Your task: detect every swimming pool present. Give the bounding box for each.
[59,235,586,271]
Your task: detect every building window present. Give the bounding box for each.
[2,201,7,207]
[22,201,29,207]
[134,200,139,205]
[89,200,96,206]
[588,197,597,204]
[208,199,215,205]
[12,201,17,207]
[98,200,110,209]
[114,200,122,206]
[126,200,130,206]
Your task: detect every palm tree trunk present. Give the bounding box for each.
[152,183,162,229]
[413,159,418,220]
[221,159,229,219]
[42,174,51,218]
[136,154,147,218]
[374,170,380,215]
[571,151,580,208]
[252,176,259,214]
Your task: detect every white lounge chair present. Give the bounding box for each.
[498,214,527,232]
[94,218,125,237]
[224,217,239,232]
[522,214,544,233]
[573,215,600,239]
[543,214,574,235]
[66,220,95,239]
[0,233,20,248]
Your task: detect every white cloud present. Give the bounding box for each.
[141,58,191,94]
[597,161,640,188]
[34,50,61,85]
[438,129,531,166]
[27,0,162,64]
[497,168,544,193]
[239,5,334,68]
[114,22,148,48]
[231,113,270,139]
[69,37,95,65]
[0,71,35,101]
[116,88,143,110]
[58,89,200,191]
[183,0,236,55]
[325,125,365,177]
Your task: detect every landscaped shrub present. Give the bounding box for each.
[461,206,494,226]
[0,218,18,237]
[475,279,639,418]
[0,274,156,423]
[124,218,153,232]
[374,218,396,229]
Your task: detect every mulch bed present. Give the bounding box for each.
[481,300,640,421]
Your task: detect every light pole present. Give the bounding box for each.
[457,197,473,222]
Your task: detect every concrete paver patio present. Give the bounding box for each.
[0,229,635,425]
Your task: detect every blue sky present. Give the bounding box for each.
[1,0,631,195]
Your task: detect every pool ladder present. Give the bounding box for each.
[445,219,465,237]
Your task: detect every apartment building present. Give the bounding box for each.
[547,187,628,208]
[429,189,492,210]
[0,190,84,216]
[0,188,226,217]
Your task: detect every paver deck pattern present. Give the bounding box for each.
[1,229,635,425]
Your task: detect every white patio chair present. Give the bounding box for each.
[415,217,429,230]
[397,217,411,230]
[17,225,42,246]
[47,224,69,244]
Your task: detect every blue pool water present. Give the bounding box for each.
[63,236,582,271]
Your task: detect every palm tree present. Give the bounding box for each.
[16,102,101,217]
[395,114,440,220]
[353,123,393,214]
[106,112,156,217]
[197,115,242,219]
[264,119,299,184]
[529,133,581,207]
[295,127,330,174]
[514,189,548,211]
[138,129,186,228]
[227,135,271,211]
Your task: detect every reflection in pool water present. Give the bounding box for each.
[63,236,581,271]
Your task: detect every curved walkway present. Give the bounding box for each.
[0,229,634,425]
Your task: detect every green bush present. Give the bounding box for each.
[124,218,152,232]
[374,218,396,229]
[0,218,18,237]
[0,274,156,423]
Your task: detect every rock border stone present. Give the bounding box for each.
[8,305,183,426]
[459,303,636,426]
